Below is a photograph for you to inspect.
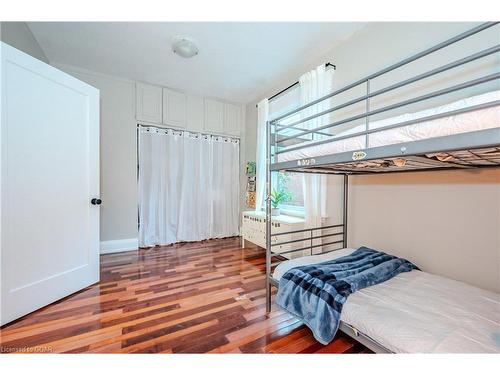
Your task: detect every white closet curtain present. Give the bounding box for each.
[138,127,240,247]
[299,64,334,229]
[255,98,269,211]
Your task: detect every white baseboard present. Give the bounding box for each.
[100,238,139,254]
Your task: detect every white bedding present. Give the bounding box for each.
[278,90,500,163]
[272,249,500,353]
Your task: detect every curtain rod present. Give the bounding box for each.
[256,62,336,108]
[137,123,240,141]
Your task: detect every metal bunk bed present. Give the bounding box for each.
[264,22,500,353]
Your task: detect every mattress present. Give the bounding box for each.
[278,90,500,163]
[272,249,500,353]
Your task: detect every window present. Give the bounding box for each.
[269,86,305,215]
[277,172,304,211]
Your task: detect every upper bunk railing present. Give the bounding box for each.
[270,22,500,158]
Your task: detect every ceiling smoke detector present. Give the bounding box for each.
[172,37,199,58]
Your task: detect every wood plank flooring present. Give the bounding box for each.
[0,237,370,354]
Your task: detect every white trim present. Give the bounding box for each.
[52,62,245,106]
[280,205,306,218]
[51,62,136,84]
[100,238,138,254]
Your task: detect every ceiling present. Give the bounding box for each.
[28,22,366,104]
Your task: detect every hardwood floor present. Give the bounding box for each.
[0,237,370,354]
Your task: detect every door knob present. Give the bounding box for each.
[91,198,102,205]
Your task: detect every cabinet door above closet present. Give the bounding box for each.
[186,95,204,133]
[224,103,241,136]
[162,88,187,128]
[136,83,162,123]
[204,98,224,134]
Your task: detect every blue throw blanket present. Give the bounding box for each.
[276,246,418,344]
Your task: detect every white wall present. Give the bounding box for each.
[55,65,139,244]
[347,170,500,293]
[245,22,500,292]
[56,64,247,249]
[310,22,498,135]
[0,22,48,63]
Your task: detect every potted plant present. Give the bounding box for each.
[270,188,292,216]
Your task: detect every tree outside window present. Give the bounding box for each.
[275,171,304,210]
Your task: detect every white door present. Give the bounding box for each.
[0,43,100,325]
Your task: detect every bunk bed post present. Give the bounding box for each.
[265,120,272,314]
[343,174,349,248]
[365,79,370,148]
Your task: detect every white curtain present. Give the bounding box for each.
[299,65,334,230]
[255,98,269,211]
[138,127,240,247]
[211,135,240,238]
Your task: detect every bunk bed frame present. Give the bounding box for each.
[264,22,500,353]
